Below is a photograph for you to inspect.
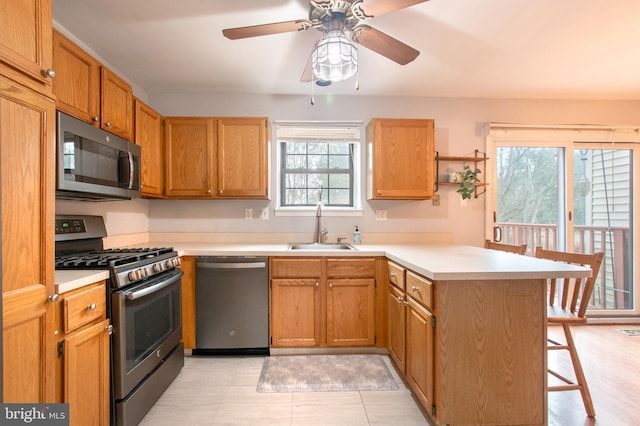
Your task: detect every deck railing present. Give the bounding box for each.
[496,222,632,310]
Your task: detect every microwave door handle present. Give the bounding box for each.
[127,151,134,189]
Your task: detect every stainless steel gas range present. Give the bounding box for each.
[55,215,184,426]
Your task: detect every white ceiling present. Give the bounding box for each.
[52,0,640,100]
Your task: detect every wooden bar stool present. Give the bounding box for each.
[484,239,527,255]
[534,246,604,418]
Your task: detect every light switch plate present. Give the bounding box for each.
[375,210,387,220]
[244,208,252,219]
[260,207,269,220]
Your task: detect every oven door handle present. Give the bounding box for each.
[126,270,183,301]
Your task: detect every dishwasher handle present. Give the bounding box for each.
[197,262,266,269]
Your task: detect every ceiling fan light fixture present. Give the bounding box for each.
[312,30,358,82]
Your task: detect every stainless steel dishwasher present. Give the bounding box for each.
[193,256,269,355]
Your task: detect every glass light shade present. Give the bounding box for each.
[312,30,358,82]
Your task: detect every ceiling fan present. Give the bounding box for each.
[222,0,428,83]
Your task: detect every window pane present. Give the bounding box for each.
[308,155,328,169]
[286,155,306,169]
[286,189,307,205]
[287,143,306,154]
[286,173,307,188]
[329,173,350,188]
[328,155,349,169]
[329,143,349,154]
[308,143,327,154]
[329,189,350,205]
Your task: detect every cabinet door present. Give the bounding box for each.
[388,285,406,374]
[0,0,53,91]
[270,279,321,347]
[135,99,164,197]
[326,278,375,347]
[165,117,216,197]
[64,319,111,426]
[100,67,133,140]
[179,256,196,349]
[52,30,101,124]
[217,118,268,198]
[406,298,434,412]
[368,118,435,199]
[1,74,56,402]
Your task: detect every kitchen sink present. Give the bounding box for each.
[288,243,358,251]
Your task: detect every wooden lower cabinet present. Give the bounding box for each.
[386,261,547,426]
[57,281,111,426]
[179,256,196,349]
[270,257,376,348]
[387,284,406,374]
[406,297,434,413]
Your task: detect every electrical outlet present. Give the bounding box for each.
[260,207,269,220]
[375,210,387,220]
[432,194,440,206]
[244,208,252,219]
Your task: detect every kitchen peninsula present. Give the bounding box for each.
[58,242,590,426]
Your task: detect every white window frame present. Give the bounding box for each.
[274,121,363,217]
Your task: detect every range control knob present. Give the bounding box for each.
[128,270,140,281]
[153,263,164,273]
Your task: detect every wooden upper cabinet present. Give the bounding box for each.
[101,67,133,140]
[0,0,53,93]
[165,117,217,197]
[52,30,101,123]
[135,98,164,197]
[164,116,269,199]
[52,30,133,140]
[217,118,269,198]
[367,118,435,200]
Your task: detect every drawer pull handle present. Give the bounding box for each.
[87,303,97,312]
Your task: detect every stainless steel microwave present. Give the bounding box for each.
[56,111,140,201]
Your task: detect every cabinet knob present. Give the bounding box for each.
[47,294,59,303]
[218,190,223,195]
[376,189,382,195]
[105,324,114,335]
[329,282,333,288]
[87,303,97,312]
[396,295,403,303]
[389,272,396,281]
[412,286,419,293]
[315,281,319,287]
[92,116,100,122]
[207,189,212,194]
[105,121,112,127]
[43,69,55,78]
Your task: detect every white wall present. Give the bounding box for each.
[57,93,640,246]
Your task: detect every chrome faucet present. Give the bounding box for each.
[313,201,328,244]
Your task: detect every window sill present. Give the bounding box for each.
[274,208,363,217]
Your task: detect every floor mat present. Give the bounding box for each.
[256,354,399,392]
[617,328,640,336]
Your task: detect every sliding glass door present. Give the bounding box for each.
[486,127,638,315]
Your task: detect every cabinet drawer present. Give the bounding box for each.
[64,282,107,333]
[270,258,322,278]
[327,258,376,278]
[406,271,433,310]
[388,262,406,291]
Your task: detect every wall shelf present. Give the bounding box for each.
[435,149,488,198]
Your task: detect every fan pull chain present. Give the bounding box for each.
[355,69,360,91]
[310,75,315,105]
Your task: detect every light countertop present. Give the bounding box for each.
[55,243,591,293]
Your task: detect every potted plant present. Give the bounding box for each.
[456,165,481,200]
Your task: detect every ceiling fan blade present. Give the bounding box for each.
[300,51,314,82]
[354,0,429,18]
[353,25,419,65]
[223,20,312,40]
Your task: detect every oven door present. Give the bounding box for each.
[111,268,183,400]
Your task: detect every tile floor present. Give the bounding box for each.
[140,354,430,426]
